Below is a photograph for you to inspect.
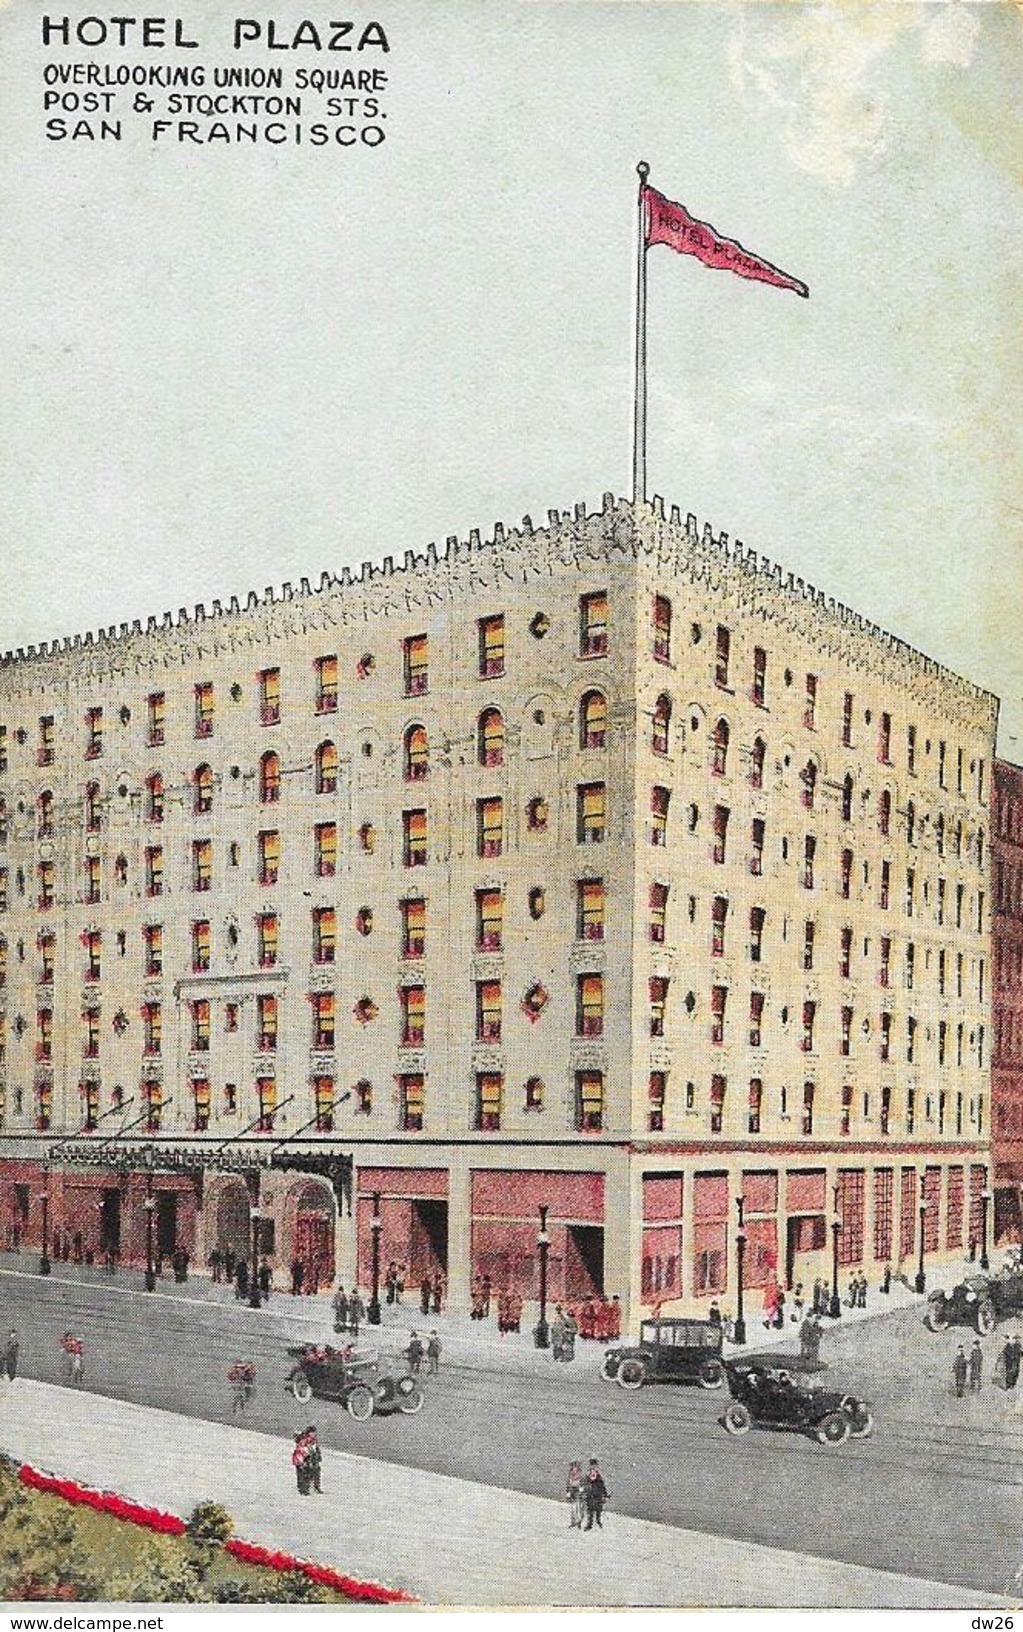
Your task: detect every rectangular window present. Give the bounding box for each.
[84,854,101,905]
[193,838,213,893]
[749,991,764,1048]
[147,692,165,747]
[802,919,816,972]
[907,1015,917,1065]
[878,711,891,765]
[84,929,101,981]
[651,786,669,846]
[749,905,765,962]
[880,859,890,911]
[748,1078,763,1135]
[839,925,853,979]
[578,877,604,940]
[653,595,672,664]
[715,625,731,689]
[82,1007,100,1060]
[802,1081,815,1136]
[880,1010,892,1063]
[842,692,853,747]
[401,984,426,1047]
[577,972,604,1038]
[143,1080,162,1133]
[710,1074,726,1135]
[477,796,504,859]
[259,668,281,725]
[314,821,336,878]
[311,990,335,1050]
[142,1001,161,1056]
[85,706,103,759]
[804,674,817,730]
[649,975,668,1037]
[804,835,816,890]
[401,897,426,958]
[0,725,7,773]
[880,937,890,988]
[576,1070,604,1132]
[192,1078,211,1133]
[841,1005,853,1057]
[478,615,505,678]
[840,848,853,900]
[713,805,729,865]
[751,646,767,707]
[580,591,608,657]
[404,808,427,867]
[313,906,336,965]
[649,881,668,944]
[38,933,55,984]
[648,1070,667,1132]
[404,634,429,696]
[256,1077,277,1133]
[36,1007,53,1063]
[254,993,276,1052]
[400,1073,425,1131]
[257,912,278,968]
[802,1000,816,1053]
[194,681,214,738]
[711,894,728,957]
[575,782,606,846]
[476,888,503,952]
[145,846,163,898]
[315,654,338,714]
[710,985,727,1045]
[476,1071,503,1131]
[191,919,209,973]
[258,830,279,886]
[750,818,765,876]
[476,979,502,1043]
[37,715,54,767]
[313,1075,334,1132]
[193,998,212,1052]
[938,739,947,788]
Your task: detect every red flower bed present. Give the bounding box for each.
[16,1463,413,1604]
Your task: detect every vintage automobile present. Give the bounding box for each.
[923,1268,1023,1336]
[285,1343,424,1420]
[721,1358,873,1445]
[599,1317,725,1391]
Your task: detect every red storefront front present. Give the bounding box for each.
[356,1167,449,1289]
[470,1170,605,1301]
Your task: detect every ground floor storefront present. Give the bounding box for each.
[0,1136,994,1328]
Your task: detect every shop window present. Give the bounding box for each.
[404,808,427,867]
[259,667,281,725]
[313,906,336,965]
[401,985,426,1047]
[311,990,335,1050]
[194,681,214,739]
[257,912,278,968]
[191,919,209,973]
[478,708,505,767]
[578,877,604,940]
[649,1071,667,1132]
[404,634,428,697]
[257,830,279,887]
[576,972,604,1038]
[401,897,426,958]
[479,615,505,679]
[260,751,281,804]
[476,979,502,1042]
[194,763,213,816]
[476,887,503,951]
[478,797,503,858]
[579,591,608,657]
[651,786,669,846]
[649,881,668,944]
[315,654,338,715]
[314,821,337,877]
[653,595,672,663]
[652,693,671,756]
[580,690,608,751]
[404,724,429,781]
[315,740,338,794]
[577,783,606,845]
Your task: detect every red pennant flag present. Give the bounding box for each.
[644,185,808,299]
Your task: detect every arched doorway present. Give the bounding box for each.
[215,1181,251,1262]
[288,1180,336,1291]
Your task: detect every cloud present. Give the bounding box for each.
[727,5,979,189]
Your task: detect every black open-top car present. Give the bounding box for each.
[924,1268,1023,1336]
[600,1317,725,1391]
[722,1357,873,1445]
[285,1343,424,1420]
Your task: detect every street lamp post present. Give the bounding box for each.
[143,1173,156,1293]
[534,1204,551,1349]
[829,1187,842,1319]
[367,1190,382,1325]
[981,1188,992,1272]
[248,1204,262,1309]
[38,1175,51,1277]
[733,1196,747,1346]
[915,1183,927,1294]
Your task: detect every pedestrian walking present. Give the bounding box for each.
[303,1427,323,1494]
[292,1431,312,1495]
[790,1283,804,1323]
[257,1257,272,1304]
[228,1360,255,1413]
[881,1264,892,1294]
[235,1258,249,1301]
[953,1345,968,1397]
[333,1285,349,1334]
[773,1284,786,1329]
[799,1313,822,1369]
[708,1300,722,1327]
[566,1460,585,1529]
[561,1308,578,1362]
[224,1246,236,1283]
[427,1331,441,1375]
[969,1339,984,1392]
[385,1262,398,1305]
[857,1273,868,1309]
[396,1263,406,1304]
[5,1329,19,1381]
[1005,1333,1022,1390]
[550,1305,566,1361]
[420,1276,432,1316]
[406,1331,424,1376]
[60,1331,84,1386]
[209,1246,223,1284]
[349,1290,365,1337]
[431,1271,444,1315]
[583,1459,609,1530]
[480,1273,491,1317]
[290,1257,305,1297]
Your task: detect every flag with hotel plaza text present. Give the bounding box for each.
[644,185,809,299]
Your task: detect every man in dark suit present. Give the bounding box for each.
[583,1459,609,1530]
[5,1329,19,1381]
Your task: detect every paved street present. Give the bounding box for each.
[1,1261,1021,1600]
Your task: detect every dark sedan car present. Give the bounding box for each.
[285,1343,424,1419]
[600,1317,725,1391]
[924,1269,1023,1336]
[721,1358,873,1445]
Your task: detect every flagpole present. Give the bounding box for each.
[632,160,649,507]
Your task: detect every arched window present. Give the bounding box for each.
[842,773,854,824]
[260,750,281,804]
[878,789,891,837]
[404,724,429,782]
[750,737,766,789]
[146,772,164,823]
[711,718,730,777]
[652,694,671,757]
[84,782,101,832]
[478,708,505,767]
[801,760,817,810]
[37,790,54,839]
[580,690,608,751]
[315,740,338,794]
[194,763,213,815]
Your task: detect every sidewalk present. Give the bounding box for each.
[0,1380,1013,1609]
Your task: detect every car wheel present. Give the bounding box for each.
[599,1353,621,1383]
[617,1359,646,1390]
[976,1299,997,1336]
[924,1296,949,1332]
[816,1411,851,1446]
[698,1359,725,1390]
[399,1387,424,1415]
[289,1371,312,1403]
[346,1383,375,1421]
[848,1404,874,1439]
[723,1402,751,1436]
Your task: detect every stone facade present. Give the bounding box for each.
[0,494,998,1318]
[992,758,1023,1241]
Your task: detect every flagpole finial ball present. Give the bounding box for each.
[637,161,650,182]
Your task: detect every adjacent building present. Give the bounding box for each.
[992,757,1023,1242]
[0,494,998,1321]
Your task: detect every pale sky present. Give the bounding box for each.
[2,1,1021,753]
